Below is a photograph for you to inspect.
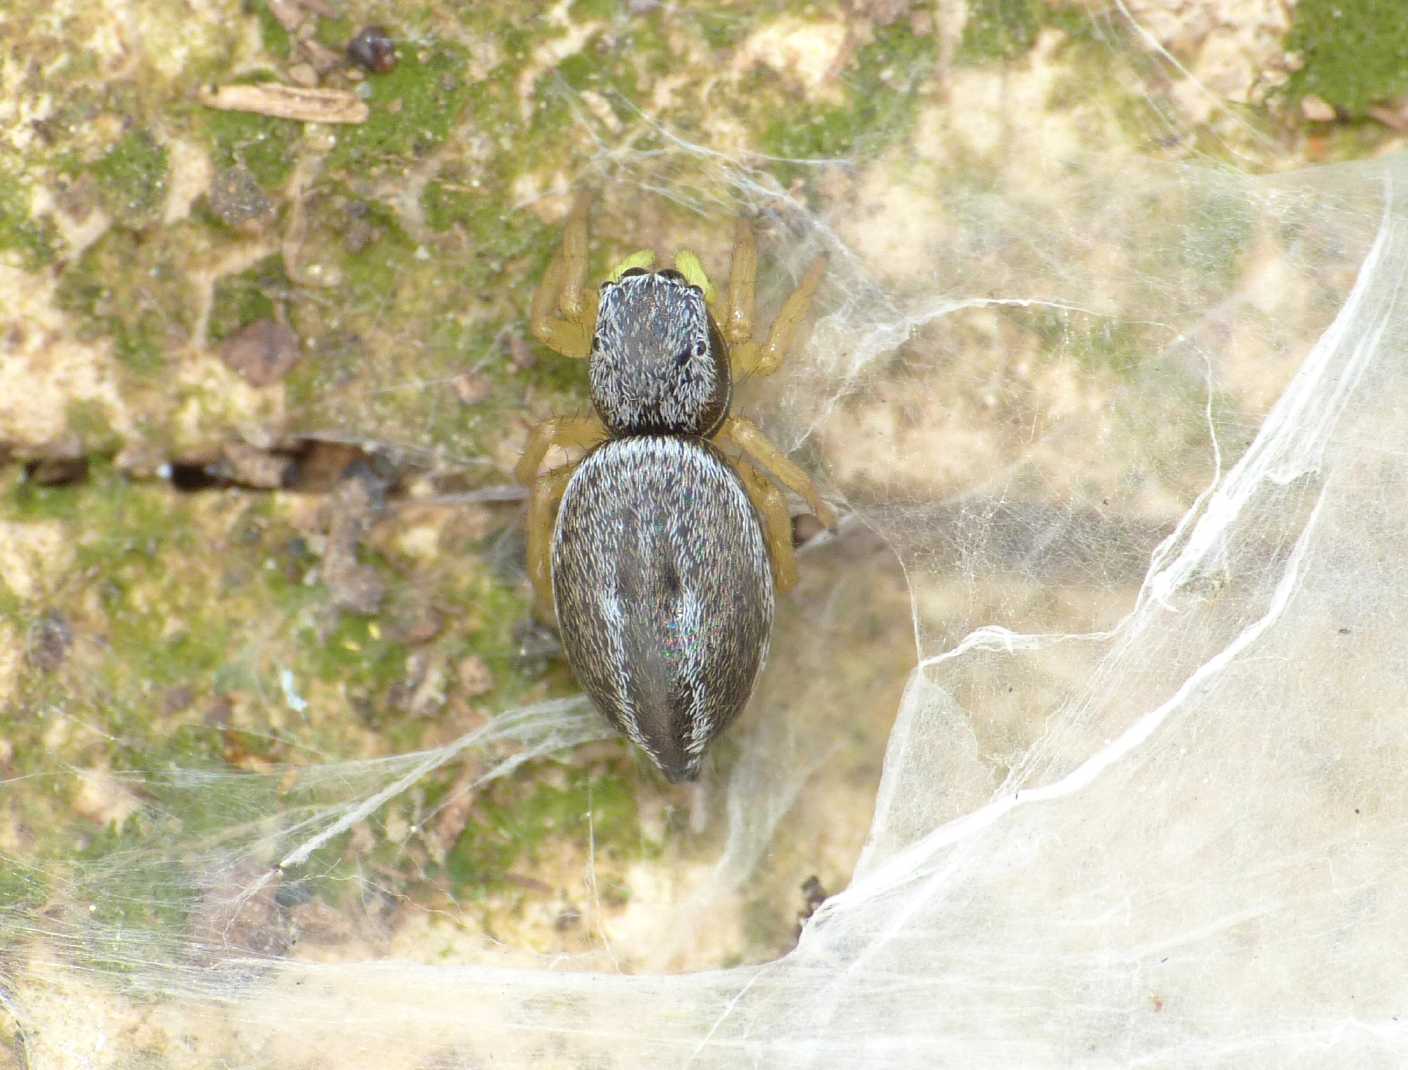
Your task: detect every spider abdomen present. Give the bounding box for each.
[552,436,774,782]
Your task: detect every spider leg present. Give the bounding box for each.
[514,414,605,485]
[751,255,826,378]
[733,456,799,593]
[517,414,605,618]
[526,463,577,620]
[716,415,836,529]
[721,217,826,379]
[724,218,758,351]
[530,191,598,360]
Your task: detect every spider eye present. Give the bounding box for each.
[676,339,707,366]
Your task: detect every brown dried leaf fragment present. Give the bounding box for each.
[221,320,302,386]
[199,83,369,124]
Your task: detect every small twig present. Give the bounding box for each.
[199,83,369,124]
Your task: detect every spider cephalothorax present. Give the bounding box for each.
[518,193,834,782]
[590,268,730,436]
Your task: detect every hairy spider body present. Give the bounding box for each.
[518,193,834,782]
[554,437,772,782]
[590,270,731,437]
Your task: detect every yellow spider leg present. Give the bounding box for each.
[734,457,799,593]
[720,218,826,379]
[526,464,577,620]
[724,218,757,350]
[557,190,591,317]
[716,415,836,529]
[514,414,606,486]
[530,191,597,359]
[518,414,604,617]
[751,255,827,378]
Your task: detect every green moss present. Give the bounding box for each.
[12,469,245,703]
[1181,184,1254,291]
[1041,3,1100,43]
[4,473,332,758]
[421,180,475,233]
[0,860,48,911]
[423,179,552,269]
[7,471,82,523]
[113,313,167,374]
[279,189,506,456]
[209,254,290,343]
[760,21,937,180]
[65,399,121,453]
[569,0,617,20]
[90,129,169,229]
[697,15,746,52]
[0,449,593,916]
[204,94,302,189]
[76,521,232,689]
[205,118,294,193]
[55,227,196,377]
[529,28,646,136]
[444,765,641,892]
[432,556,543,706]
[246,0,292,60]
[327,44,476,171]
[288,9,697,452]
[1286,0,1408,117]
[313,14,355,51]
[1028,308,1150,378]
[306,612,409,699]
[0,573,21,619]
[960,0,1042,63]
[337,197,420,290]
[73,819,196,972]
[0,170,62,269]
[16,471,374,754]
[129,736,273,832]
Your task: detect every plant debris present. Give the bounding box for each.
[199,83,369,124]
[220,320,302,386]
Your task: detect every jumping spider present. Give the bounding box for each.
[517,193,835,782]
